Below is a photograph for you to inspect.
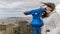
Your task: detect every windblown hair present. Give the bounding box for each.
[41,2,55,18]
[41,8,54,18]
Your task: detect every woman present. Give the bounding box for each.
[24,2,60,34]
[41,2,60,34]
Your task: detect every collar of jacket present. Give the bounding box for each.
[49,10,56,16]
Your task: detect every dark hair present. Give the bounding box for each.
[41,9,48,18]
[46,3,55,11]
[41,2,55,18]
[42,2,55,11]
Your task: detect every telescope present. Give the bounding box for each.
[24,7,45,34]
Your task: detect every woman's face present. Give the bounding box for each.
[45,7,52,14]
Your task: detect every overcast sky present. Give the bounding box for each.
[0,0,60,19]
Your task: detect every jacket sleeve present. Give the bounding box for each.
[53,13,60,27]
[41,12,56,34]
[47,13,60,34]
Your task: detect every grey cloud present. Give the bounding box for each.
[0,0,60,19]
